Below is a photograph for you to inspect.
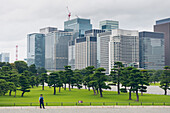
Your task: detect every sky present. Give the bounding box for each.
[0,0,170,63]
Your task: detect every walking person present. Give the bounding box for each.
[39,94,45,109]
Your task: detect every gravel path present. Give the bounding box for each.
[0,106,169,113]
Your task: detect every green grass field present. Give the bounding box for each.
[149,82,160,86]
[0,86,169,106]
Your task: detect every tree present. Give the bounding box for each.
[37,67,47,75]
[127,68,143,101]
[18,75,31,97]
[30,76,36,88]
[160,66,170,95]
[120,67,132,93]
[28,64,37,74]
[110,62,124,94]
[84,66,95,91]
[92,68,111,97]
[9,74,19,97]
[73,69,83,89]
[14,61,28,73]
[64,66,73,91]
[48,72,61,95]
[40,73,48,90]
[140,70,149,96]
[8,82,16,96]
[0,79,8,96]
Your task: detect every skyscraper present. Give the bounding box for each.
[139,31,165,70]
[99,20,119,31]
[27,33,45,68]
[66,18,92,69]
[75,36,97,69]
[0,53,10,62]
[64,18,92,39]
[40,27,58,34]
[154,18,170,66]
[45,30,72,70]
[97,29,139,74]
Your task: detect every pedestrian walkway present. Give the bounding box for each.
[0,106,170,113]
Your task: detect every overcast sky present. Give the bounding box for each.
[0,0,170,63]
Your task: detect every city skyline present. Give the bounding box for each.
[0,0,170,62]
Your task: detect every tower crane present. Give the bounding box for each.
[66,6,71,20]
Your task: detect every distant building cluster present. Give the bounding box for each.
[0,53,10,63]
[27,17,170,73]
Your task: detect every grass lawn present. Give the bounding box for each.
[149,82,160,86]
[0,86,169,106]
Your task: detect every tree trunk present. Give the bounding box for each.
[88,87,90,91]
[64,83,66,90]
[42,82,44,90]
[118,81,120,94]
[54,84,56,95]
[141,84,143,96]
[59,87,61,93]
[136,90,139,101]
[92,86,96,95]
[9,90,12,96]
[97,88,99,94]
[32,85,34,88]
[129,87,132,100]
[85,85,87,89]
[164,89,167,95]
[21,92,24,97]
[99,87,103,97]
[69,83,71,91]
[14,90,16,97]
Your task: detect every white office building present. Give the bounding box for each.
[97,29,139,74]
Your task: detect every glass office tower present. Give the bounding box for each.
[66,18,92,70]
[139,31,165,70]
[99,20,119,31]
[45,30,72,70]
[27,33,45,68]
[0,53,10,62]
[64,18,92,39]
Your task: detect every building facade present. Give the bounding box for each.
[66,18,92,69]
[0,53,10,62]
[40,27,58,34]
[64,18,92,39]
[97,29,139,74]
[154,18,170,66]
[139,31,165,70]
[45,30,72,70]
[27,33,45,68]
[75,36,97,69]
[99,20,119,31]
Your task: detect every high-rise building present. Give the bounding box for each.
[45,30,72,70]
[66,18,92,69]
[154,18,170,66]
[99,20,119,31]
[75,36,97,69]
[68,40,75,70]
[85,29,105,37]
[97,29,139,74]
[139,31,165,70]
[0,53,10,62]
[27,33,45,68]
[64,18,92,39]
[40,27,58,34]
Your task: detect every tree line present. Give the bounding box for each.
[0,61,169,102]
